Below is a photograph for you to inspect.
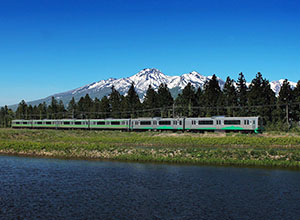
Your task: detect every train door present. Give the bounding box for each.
[153,120,157,130]
[216,119,222,130]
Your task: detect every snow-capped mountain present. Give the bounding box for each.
[269,79,297,95]
[67,68,224,99]
[9,68,297,109]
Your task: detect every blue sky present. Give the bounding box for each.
[0,0,299,106]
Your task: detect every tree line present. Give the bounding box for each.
[1,72,300,130]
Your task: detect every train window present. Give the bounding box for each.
[111,121,120,125]
[159,121,171,125]
[141,121,151,125]
[191,120,197,125]
[121,121,126,125]
[23,122,28,124]
[153,121,157,125]
[216,120,222,125]
[75,122,81,125]
[134,121,139,125]
[253,120,256,125]
[224,120,240,125]
[173,121,177,125]
[37,122,42,125]
[16,122,20,124]
[199,120,214,125]
[97,121,105,125]
[64,121,70,125]
[244,120,249,125]
[46,122,51,125]
[180,121,182,125]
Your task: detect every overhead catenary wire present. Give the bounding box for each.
[15,101,300,119]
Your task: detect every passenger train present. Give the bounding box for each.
[12,116,262,133]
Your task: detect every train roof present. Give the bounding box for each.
[186,116,259,119]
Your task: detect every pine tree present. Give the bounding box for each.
[223,76,237,116]
[27,105,33,119]
[143,85,158,117]
[100,96,110,118]
[202,74,222,116]
[292,81,300,121]
[157,83,173,117]
[261,78,276,122]
[195,87,205,117]
[248,72,276,123]
[109,86,122,118]
[278,79,293,125]
[37,102,47,119]
[77,97,85,119]
[77,94,93,118]
[67,97,77,119]
[32,105,38,119]
[236,72,248,116]
[16,100,28,119]
[57,100,66,119]
[93,97,101,119]
[84,94,93,118]
[0,106,14,127]
[125,83,142,118]
[48,97,58,119]
[175,83,196,117]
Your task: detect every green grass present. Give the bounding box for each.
[1,128,300,168]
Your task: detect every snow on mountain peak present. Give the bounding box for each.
[67,68,297,101]
[270,79,297,95]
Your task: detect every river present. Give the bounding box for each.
[0,155,299,219]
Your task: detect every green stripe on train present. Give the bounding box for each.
[60,125,88,128]
[221,126,244,130]
[156,126,183,130]
[136,127,153,129]
[185,127,217,130]
[185,126,245,130]
[135,127,183,130]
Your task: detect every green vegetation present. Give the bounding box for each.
[1,129,300,168]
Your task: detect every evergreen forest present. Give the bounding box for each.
[1,72,300,131]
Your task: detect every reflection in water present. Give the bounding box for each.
[0,155,300,219]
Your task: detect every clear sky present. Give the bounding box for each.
[0,0,299,106]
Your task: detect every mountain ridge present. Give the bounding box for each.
[8,68,297,110]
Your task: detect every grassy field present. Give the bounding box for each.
[1,128,300,168]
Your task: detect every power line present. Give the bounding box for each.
[14,101,300,119]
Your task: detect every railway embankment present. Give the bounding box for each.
[1,129,300,168]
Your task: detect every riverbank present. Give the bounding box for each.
[1,128,300,168]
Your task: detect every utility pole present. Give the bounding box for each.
[286,104,289,126]
[173,103,175,118]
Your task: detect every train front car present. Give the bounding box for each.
[220,117,259,133]
[185,116,260,133]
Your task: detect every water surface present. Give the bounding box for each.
[0,155,300,219]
